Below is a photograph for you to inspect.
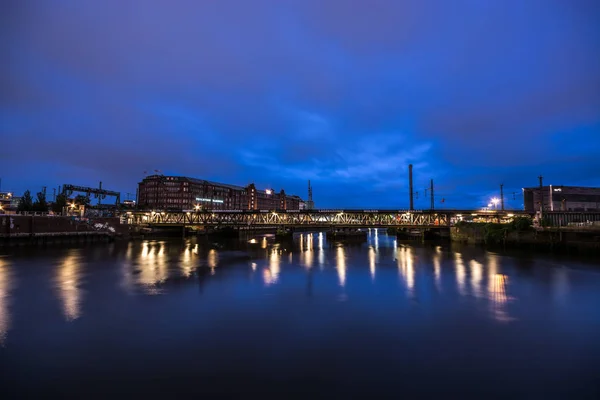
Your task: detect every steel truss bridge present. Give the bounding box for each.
[126,209,533,229]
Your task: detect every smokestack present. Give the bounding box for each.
[409,164,414,211]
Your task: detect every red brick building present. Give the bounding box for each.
[137,175,302,211]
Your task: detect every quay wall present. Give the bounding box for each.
[451,225,600,253]
[0,215,130,245]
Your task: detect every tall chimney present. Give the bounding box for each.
[409,164,414,211]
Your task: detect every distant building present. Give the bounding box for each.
[523,185,600,212]
[0,192,15,212]
[137,175,303,211]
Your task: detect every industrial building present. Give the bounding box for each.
[0,192,17,213]
[523,185,600,212]
[137,175,303,211]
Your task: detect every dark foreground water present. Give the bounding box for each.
[1,230,599,398]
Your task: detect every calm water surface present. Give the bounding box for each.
[1,230,599,398]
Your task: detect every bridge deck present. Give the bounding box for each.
[125,209,537,228]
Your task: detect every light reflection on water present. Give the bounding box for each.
[207,249,218,275]
[470,259,484,298]
[397,246,414,295]
[455,253,467,296]
[367,229,379,281]
[56,250,83,321]
[300,234,314,269]
[180,245,194,277]
[318,232,325,268]
[368,246,376,280]
[433,246,442,292]
[264,248,280,286]
[138,241,168,294]
[486,253,514,322]
[336,246,346,287]
[0,256,14,345]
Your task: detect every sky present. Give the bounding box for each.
[1,0,599,209]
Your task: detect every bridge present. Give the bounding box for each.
[125,209,537,229]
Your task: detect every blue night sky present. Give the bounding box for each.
[1,0,599,209]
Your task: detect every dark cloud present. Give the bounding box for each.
[1,0,599,207]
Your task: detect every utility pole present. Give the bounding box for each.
[500,184,504,211]
[408,164,414,211]
[53,188,56,202]
[430,179,434,210]
[42,186,46,196]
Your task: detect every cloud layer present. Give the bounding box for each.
[2,0,599,208]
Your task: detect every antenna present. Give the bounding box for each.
[307,180,315,209]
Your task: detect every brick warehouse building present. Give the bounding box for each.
[137,175,303,211]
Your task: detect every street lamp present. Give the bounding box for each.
[491,197,499,210]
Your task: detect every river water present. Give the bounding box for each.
[0,230,599,398]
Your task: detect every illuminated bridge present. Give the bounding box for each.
[125,209,534,229]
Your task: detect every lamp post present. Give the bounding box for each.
[491,197,500,210]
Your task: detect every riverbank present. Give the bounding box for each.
[0,215,129,246]
[451,223,600,254]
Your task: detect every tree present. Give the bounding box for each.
[17,190,33,212]
[74,194,91,206]
[33,191,49,212]
[510,216,533,231]
[52,193,67,213]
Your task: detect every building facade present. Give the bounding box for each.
[523,185,600,212]
[137,175,303,211]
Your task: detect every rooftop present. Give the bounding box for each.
[141,175,303,198]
